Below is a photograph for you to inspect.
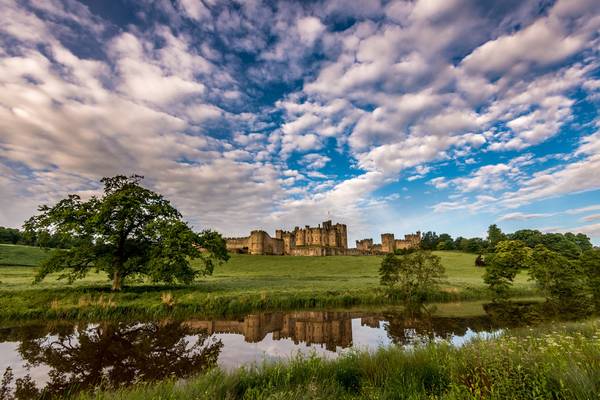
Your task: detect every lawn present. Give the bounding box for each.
[0,244,537,320]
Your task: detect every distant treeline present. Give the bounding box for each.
[0,226,81,248]
[2,224,595,257]
[419,225,594,257]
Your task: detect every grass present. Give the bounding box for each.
[0,244,538,320]
[0,243,52,266]
[75,318,600,400]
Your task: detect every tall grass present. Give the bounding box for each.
[0,285,540,321]
[78,318,600,400]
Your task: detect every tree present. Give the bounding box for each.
[25,175,229,291]
[379,251,445,301]
[436,233,454,250]
[581,248,600,310]
[566,233,593,252]
[507,229,590,259]
[0,227,22,244]
[420,231,439,250]
[528,244,588,312]
[484,240,530,300]
[486,224,506,251]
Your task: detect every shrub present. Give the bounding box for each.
[379,251,445,302]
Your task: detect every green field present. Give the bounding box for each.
[0,244,537,320]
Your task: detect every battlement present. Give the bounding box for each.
[354,231,421,255]
[226,220,348,256]
[226,222,419,256]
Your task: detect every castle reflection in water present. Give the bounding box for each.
[186,311,354,351]
[184,310,494,351]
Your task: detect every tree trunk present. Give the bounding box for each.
[112,270,122,291]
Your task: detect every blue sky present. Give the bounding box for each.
[0,0,599,244]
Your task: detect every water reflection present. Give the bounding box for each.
[185,311,353,351]
[0,321,222,399]
[0,303,549,399]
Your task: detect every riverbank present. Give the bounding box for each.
[75,318,599,400]
[0,245,539,320]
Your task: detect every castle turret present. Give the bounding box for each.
[381,233,396,253]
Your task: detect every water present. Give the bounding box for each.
[0,305,518,398]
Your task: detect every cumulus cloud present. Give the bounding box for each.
[1,0,600,243]
[300,153,331,170]
[296,16,325,45]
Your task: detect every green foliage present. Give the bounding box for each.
[74,319,600,400]
[486,224,506,251]
[420,231,488,253]
[528,245,588,312]
[379,251,446,301]
[0,227,22,245]
[25,175,228,291]
[581,248,600,310]
[0,250,537,320]
[484,240,531,300]
[420,231,439,250]
[0,226,80,248]
[508,229,591,258]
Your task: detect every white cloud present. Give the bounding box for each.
[1,0,600,244]
[300,153,331,170]
[565,204,600,215]
[296,16,326,45]
[428,177,449,189]
[581,214,600,222]
[497,212,555,222]
[179,0,211,21]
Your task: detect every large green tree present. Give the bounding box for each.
[528,244,587,310]
[483,240,530,300]
[581,248,600,310]
[25,175,228,290]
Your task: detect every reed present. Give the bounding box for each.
[76,318,600,400]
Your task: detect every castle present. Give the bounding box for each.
[355,231,421,254]
[226,220,348,256]
[225,220,420,256]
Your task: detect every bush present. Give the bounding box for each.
[379,251,445,302]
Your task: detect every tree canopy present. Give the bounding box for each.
[483,240,531,300]
[379,251,445,302]
[25,175,228,290]
[529,244,588,312]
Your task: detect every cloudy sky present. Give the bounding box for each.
[1,0,599,244]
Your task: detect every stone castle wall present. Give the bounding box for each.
[226,220,347,256]
[354,231,421,254]
[355,238,373,251]
[226,221,420,256]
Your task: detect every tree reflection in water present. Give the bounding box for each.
[2,321,222,399]
[382,305,497,346]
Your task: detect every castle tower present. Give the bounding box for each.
[338,224,348,249]
[381,233,396,253]
[249,230,267,255]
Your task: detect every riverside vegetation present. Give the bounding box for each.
[0,244,538,320]
[3,318,588,400]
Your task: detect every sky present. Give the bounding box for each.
[0,0,599,245]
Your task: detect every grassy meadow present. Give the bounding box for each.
[0,244,537,320]
[76,318,600,400]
